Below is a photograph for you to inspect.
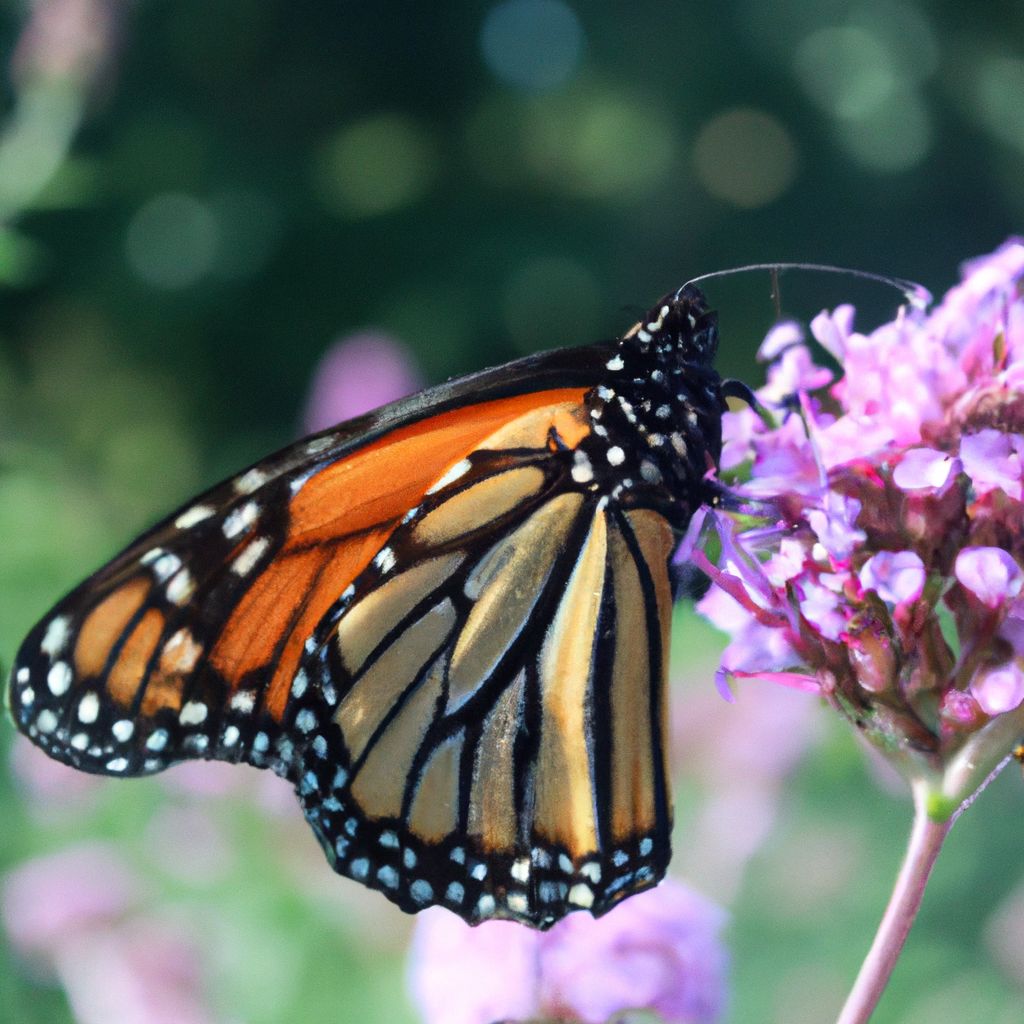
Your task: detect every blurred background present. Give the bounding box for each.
[1,1,1024,1022]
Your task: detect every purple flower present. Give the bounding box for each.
[695,240,1024,803]
[972,663,1024,715]
[408,910,543,1024]
[2,843,141,963]
[859,551,927,605]
[4,845,218,1024]
[539,882,728,1024]
[54,919,216,1024]
[955,547,1023,608]
[893,448,959,491]
[303,330,421,433]
[408,881,729,1024]
[960,430,1024,501]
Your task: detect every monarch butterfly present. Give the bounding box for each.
[9,284,736,929]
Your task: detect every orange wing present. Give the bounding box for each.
[10,387,589,776]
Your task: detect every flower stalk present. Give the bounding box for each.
[835,781,951,1024]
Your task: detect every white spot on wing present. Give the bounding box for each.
[234,467,268,495]
[571,450,593,484]
[36,709,58,734]
[373,547,396,573]
[112,720,135,742]
[607,446,625,466]
[146,729,168,751]
[77,692,100,724]
[41,616,70,657]
[305,435,336,454]
[47,661,72,696]
[426,458,471,494]
[568,883,594,908]
[507,892,529,914]
[231,690,256,714]
[162,629,203,674]
[511,857,531,883]
[151,552,183,583]
[223,501,259,539]
[231,536,271,576]
[179,700,208,726]
[174,505,215,530]
[165,569,195,605]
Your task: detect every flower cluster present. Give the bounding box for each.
[693,240,1024,808]
[408,880,728,1024]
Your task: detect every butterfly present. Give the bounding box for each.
[9,284,732,929]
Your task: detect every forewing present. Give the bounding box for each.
[8,385,591,780]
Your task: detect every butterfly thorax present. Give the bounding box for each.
[576,285,725,528]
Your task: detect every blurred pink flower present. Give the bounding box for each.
[10,734,104,815]
[4,844,219,1024]
[2,842,141,963]
[11,0,119,86]
[303,330,421,433]
[409,910,540,1024]
[408,880,728,1024]
[53,919,216,1024]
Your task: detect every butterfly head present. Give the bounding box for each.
[620,284,719,369]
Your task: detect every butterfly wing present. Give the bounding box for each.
[294,473,676,927]
[8,340,676,926]
[11,286,726,928]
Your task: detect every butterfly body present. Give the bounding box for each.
[10,285,725,928]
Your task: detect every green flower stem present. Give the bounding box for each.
[835,780,951,1024]
[938,702,1024,819]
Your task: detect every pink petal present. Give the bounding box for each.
[893,448,959,490]
[858,550,927,605]
[972,662,1024,715]
[955,547,1023,607]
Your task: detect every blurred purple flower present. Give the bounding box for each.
[972,663,1024,715]
[694,239,1024,800]
[10,734,104,815]
[11,0,119,87]
[892,448,959,491]
[4,844,219,1024]
[538,881,728,1024]
[408,881,728,1024]
[53,919,216,1024]
[408,910,540,1024]
[960,429,1024,500]
[303,330,421,433]
[2,843,141,963]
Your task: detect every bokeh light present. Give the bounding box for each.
[124,192,219,289]
[313,113,437,218]
[520,87,677,196]
[973,56,1024,157]
[479,0,585,91]
[693,108,799,208]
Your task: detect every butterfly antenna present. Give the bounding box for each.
[681,261,933,311]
